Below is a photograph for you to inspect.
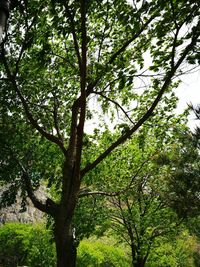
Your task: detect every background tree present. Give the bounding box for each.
[158,130,200,219]
[0,0,200,266]
[101,124,195,267]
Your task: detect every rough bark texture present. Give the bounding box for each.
[54,216,77,267]
[55,233,77,267]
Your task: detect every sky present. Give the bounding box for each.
[175,69,200,130]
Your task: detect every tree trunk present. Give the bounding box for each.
[131,248,146,267]
[53,158,80,267]
[54,219,77,267]
[132,257,146,267]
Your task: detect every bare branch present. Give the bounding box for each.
[62,2,88,202]
[21,171,50,214]
[125,198,140,242]
[97,0,110,62]
[118,197,139,245]
[53,95,63,141]
[14,16,37,77]
[79,189,118,198]
[67,0,87,168]
[8,151,58,216]
[170,0,179,30]
[73,0,87,166]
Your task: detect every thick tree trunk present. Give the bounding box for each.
[54,218,77,267]
[132,257,146,267]
[55,235,77,267]
[131,247,146,267]
[53,157,80,267]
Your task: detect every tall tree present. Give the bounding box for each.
[0,0,200,266]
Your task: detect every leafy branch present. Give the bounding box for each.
[1,48,68,156]
[81,21,200,176]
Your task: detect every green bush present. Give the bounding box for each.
[0,223,26,267]
[0,223,56,267]
[146,231,196,267]
[77,240,131,267]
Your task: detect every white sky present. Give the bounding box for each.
[176,69,200,130]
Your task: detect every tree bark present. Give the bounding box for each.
[133,257,146,267]
[54,218,77,267]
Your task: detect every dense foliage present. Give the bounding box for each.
[0,223,55,267]
[83,119,200,266]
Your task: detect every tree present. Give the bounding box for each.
[159,130,200,219]
[100,121,200,267]
[148,230,197,267]
[0,0,200,266]
[100,127,178,266]
[109,191,180,267]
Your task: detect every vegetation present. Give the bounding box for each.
[147,230,197,267]
[0,223,131,267]
[0,223,199,267]
[0,0,200,266]
[77,239,131,267]
[0,223,55,267]
[84,120,200,267]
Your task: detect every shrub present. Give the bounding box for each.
[0,223,56,267]
[146,231,196,267]
[77,239,131,267]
